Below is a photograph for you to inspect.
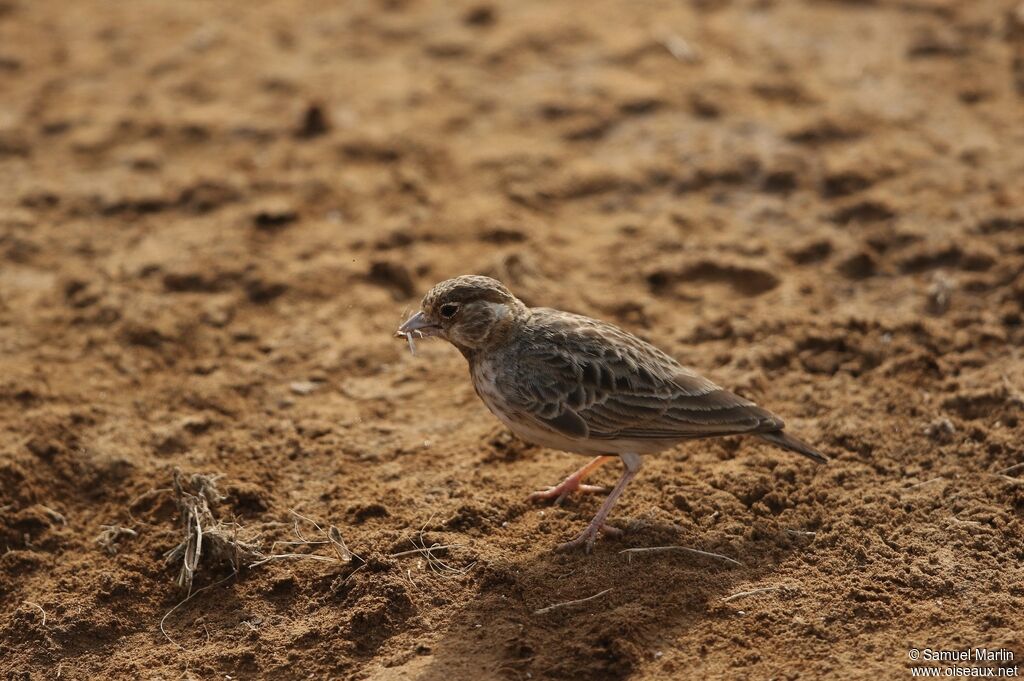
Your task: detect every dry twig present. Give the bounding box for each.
[389,543,461,558]
[38,505,66,526]
[534,588,613,615]
[996,462,1024,476]
[903,477,945,491]
[785,529,817,538]
[619,545,743,567]
[723,586,793,603]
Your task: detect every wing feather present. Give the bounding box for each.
[497,309,782,443]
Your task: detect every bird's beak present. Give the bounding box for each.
[396,311,441,338]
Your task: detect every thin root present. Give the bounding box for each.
[996,462,1024,476]
[389,543,461,559]
[391,514,475,576]
[160,573,236,650]
[251,509,356,568]
[785,529,817,538]
[619,545,743,567]
[903,477,945,491]
[127,487,174,526]
[534,588,613,616]
[23,601,46,626]
[723,585,793,603]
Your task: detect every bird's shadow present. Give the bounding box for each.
[402,523,803,681]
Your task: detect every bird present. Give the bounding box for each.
[396,275,827,552]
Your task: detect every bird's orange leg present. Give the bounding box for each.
[528,455,614,505]
[557,453,642,553]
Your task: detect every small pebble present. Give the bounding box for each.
[290,381,317,395]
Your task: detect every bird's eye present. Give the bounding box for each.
[439,303,459,319]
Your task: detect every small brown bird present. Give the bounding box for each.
[397,275,826,551]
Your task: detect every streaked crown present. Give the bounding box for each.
[420,275,526,355]
[421,275,516,311]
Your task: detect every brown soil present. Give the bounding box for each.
[3,0,1024,679]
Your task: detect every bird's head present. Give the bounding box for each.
[396,275,528,355]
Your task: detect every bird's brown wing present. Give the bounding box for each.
[498,310,783,442]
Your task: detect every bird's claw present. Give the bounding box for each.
[555,523,622,553]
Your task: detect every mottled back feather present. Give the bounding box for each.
[489,308,784,443]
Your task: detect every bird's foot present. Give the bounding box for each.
[528,478,605,506]
[555,522,622,553]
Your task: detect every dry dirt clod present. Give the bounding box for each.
[296,102,330,139]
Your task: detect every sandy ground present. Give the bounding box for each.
[2,0,1024,678]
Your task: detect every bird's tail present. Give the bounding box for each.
[758,430,829,464]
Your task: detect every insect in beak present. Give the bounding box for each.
[395,311,442,355]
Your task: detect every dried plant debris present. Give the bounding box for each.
[163,470,264,592]
[250,509,356,568]
[162,470,357,593]
[389,515,476,576]
[158,472,359,649]
[94,525,138,555]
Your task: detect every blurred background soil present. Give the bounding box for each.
[2,0,1024,678]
